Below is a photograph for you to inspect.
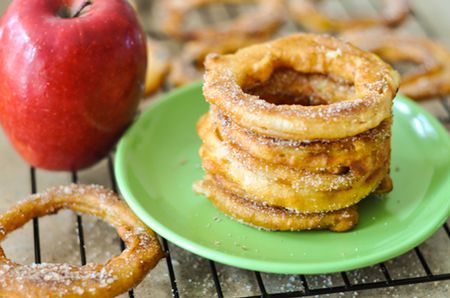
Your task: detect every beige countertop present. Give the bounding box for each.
[0,0,449,297]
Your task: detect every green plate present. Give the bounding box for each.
[115,82,450,274]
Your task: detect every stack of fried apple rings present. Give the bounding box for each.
[194,34,400,232]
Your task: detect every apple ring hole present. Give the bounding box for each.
[0,211,121,266]
[243,68,355,106]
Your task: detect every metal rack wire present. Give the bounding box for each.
[24,1,450,297]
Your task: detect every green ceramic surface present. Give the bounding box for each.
[115,82,450,274]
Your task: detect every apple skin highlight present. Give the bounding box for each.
[0,0,147,170]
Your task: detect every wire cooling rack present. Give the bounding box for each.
[4,0,450,297]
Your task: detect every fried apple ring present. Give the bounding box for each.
[128,1,171,96]
[170,36,271,87]
[208,81,391,171]
[199,111,390,190]
[203,34,400,141]
[144,38,171,96]
[289,0,409,33]
[194,177,359,232]
[341,27,450,100]
[207,110,391,174]
[0,184,163,298]
[214,111,391,173]
[198,114,390,212]
[160,0,285,41]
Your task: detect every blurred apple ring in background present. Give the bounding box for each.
[193,176,359,232]
[341,27,450,101]
[170,35,272,87]
[197,114,390,213]
[203,34,400,141]
[127,1,171,96]
[0,184,163,298]
[144,38,171,96]
[160,0,285,41]
[289,0,409,33]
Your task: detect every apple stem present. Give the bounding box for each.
[73,0,92,18]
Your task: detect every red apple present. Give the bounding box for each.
[0,0,146,170]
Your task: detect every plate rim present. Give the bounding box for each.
[115,82,450,274]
